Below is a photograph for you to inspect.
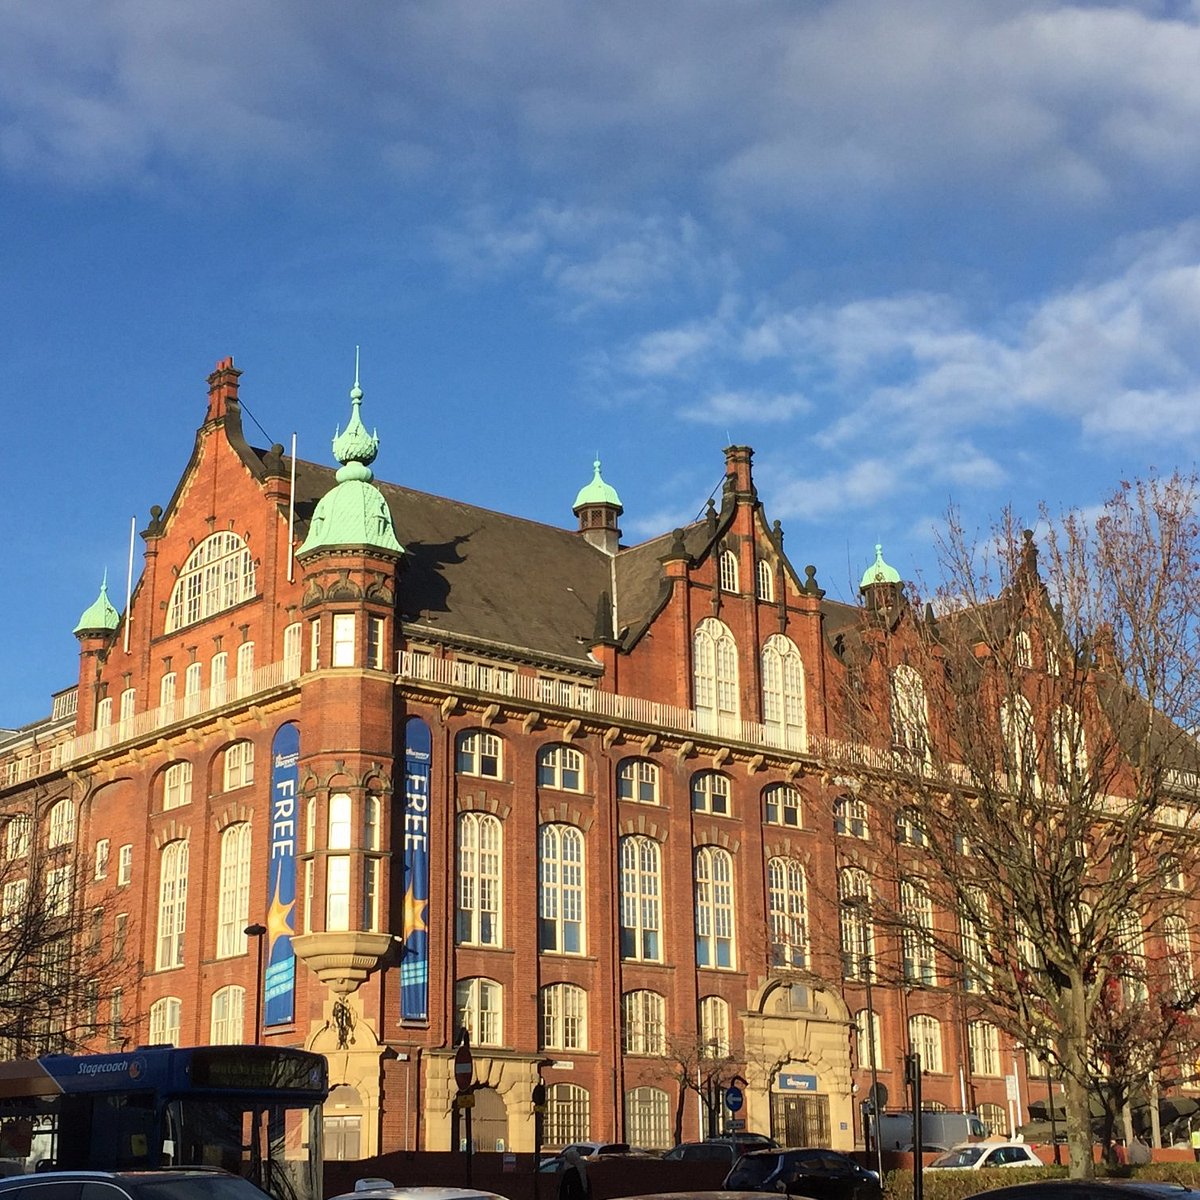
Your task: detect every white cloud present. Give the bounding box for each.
[679,390,810,426]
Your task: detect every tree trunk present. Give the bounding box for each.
[1063,1000,1096,1179]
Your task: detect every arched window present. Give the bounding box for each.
[457,730,503,778]
[961,887,990,993]
[1163,854,1186,892]
[1015,630,1033,669]
[283,621,302,679]
[768,857,808,969]
[761,635,806,749]
[619,836,661,962]
[695,847,735,969]
[211,985,245,1043]
[163,762,192,811]
[719,549,739,593]
[855,1008,882,1072]
[1000,695,1038,793]
[538,744,584,792]
[455,977,502,1047]
[693,618,739,731]
[457,812,502,947]
[625,1086,671,1150]
[539,824,585,954]
[834,795,869,839]
[756,559,774,602]
[1116,909,1147,1003]
[691,771,731,816]
[764,783,802,828]
[968,1020,1001,1075]
[540,983,587,1051]
[4,816,30,860]
[890,665,929,759]
[156,840,189,970]
[978,1102,1008,1138]
[700,995,731,1057]
[166,532,256,633]
[1054,705,1087,791]
[617,758,659,804]
[900,879,937,986]
[149,996,182,1046]
[908,1013,943,1072]
[545,1083,590,1148]
[622,989,665,1054]
[47,800,75,848]
[326,793,351,932]
[1165,914,1193,1001]
[895,806,927,847]
[216,824,252,959]
[223,741,255,791]
[839,868,873,980]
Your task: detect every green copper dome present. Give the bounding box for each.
[74,573,120,634]
[860,543,901,590]
[572,459,623,513]
[298,364,404,557]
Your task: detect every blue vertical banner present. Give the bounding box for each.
[401,716,432,1021]
[265,721,300,1026]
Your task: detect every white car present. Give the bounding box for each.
[927,1143,1042,1170]
[328,1186,510,1200]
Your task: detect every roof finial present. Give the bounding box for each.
[351,345,363,405]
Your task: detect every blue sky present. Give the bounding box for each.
[3,0,1200,727]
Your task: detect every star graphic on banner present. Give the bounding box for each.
[266,878,295,951]
[402,881,428,943]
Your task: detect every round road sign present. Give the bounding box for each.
[454,1043,473,1093]
[725,1085,744,1113]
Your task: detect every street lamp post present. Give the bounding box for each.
[245,923,267,1044]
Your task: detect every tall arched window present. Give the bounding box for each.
[211,985,245,1043]
[625,1087,671,1150]
[47,800,75,848]
[768,857,808,968]
[756,560,774,602]
[149,996,182,1046]
[761,635,806,749]
[700,995,731,1056]
[1000,695,1038,793]
[855,1008,883,1072]
[968,1020,1001,1075]
[909,1013,943,1072]
[539,824,585,954]
[166,532,256,633]
[619,836,661,962]
[216,824,252,959]
[156,840,189,970]
[890,665,929,759]
[901,879,937,986]
[1054,705,1088,792]
[839,867,873,980]
[1165,914,1193,1001]
[694,618,739,732]
[622,989,665,1054]
[719,549,739,593]
[455,977,502,1047]
[545,1083,590,1148]
[457,812,502,947]
[695,847,735,969]
[326,793,351,932]
[540,983,587,1051]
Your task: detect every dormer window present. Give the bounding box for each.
[719,549,739,593]
[166,532,256,633]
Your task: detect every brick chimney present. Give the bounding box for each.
[206,356,242,423]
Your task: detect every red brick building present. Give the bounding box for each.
[0,357,1028,1160]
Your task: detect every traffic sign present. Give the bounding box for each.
[454,1042,474,1093]
[725,1085,744,1113]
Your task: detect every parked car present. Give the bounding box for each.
[0,1170,273,1200]
[538,1143,634,1173]
[964,1184,1200,1200]
[663,1137,779,1164]
[927,1143,1043,1170]
[724,1148,881,1200]
[329,1188,509,1200]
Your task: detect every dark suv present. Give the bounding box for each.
[0,1171,272,1200]
[663,1134,780,1164]
[725,1148,882,1200]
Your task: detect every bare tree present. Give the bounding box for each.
[659,1033,740,1147]
[0,788,137,1057]
[830,473,1200,1178]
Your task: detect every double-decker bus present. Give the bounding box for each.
[0,1045,327,1200]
